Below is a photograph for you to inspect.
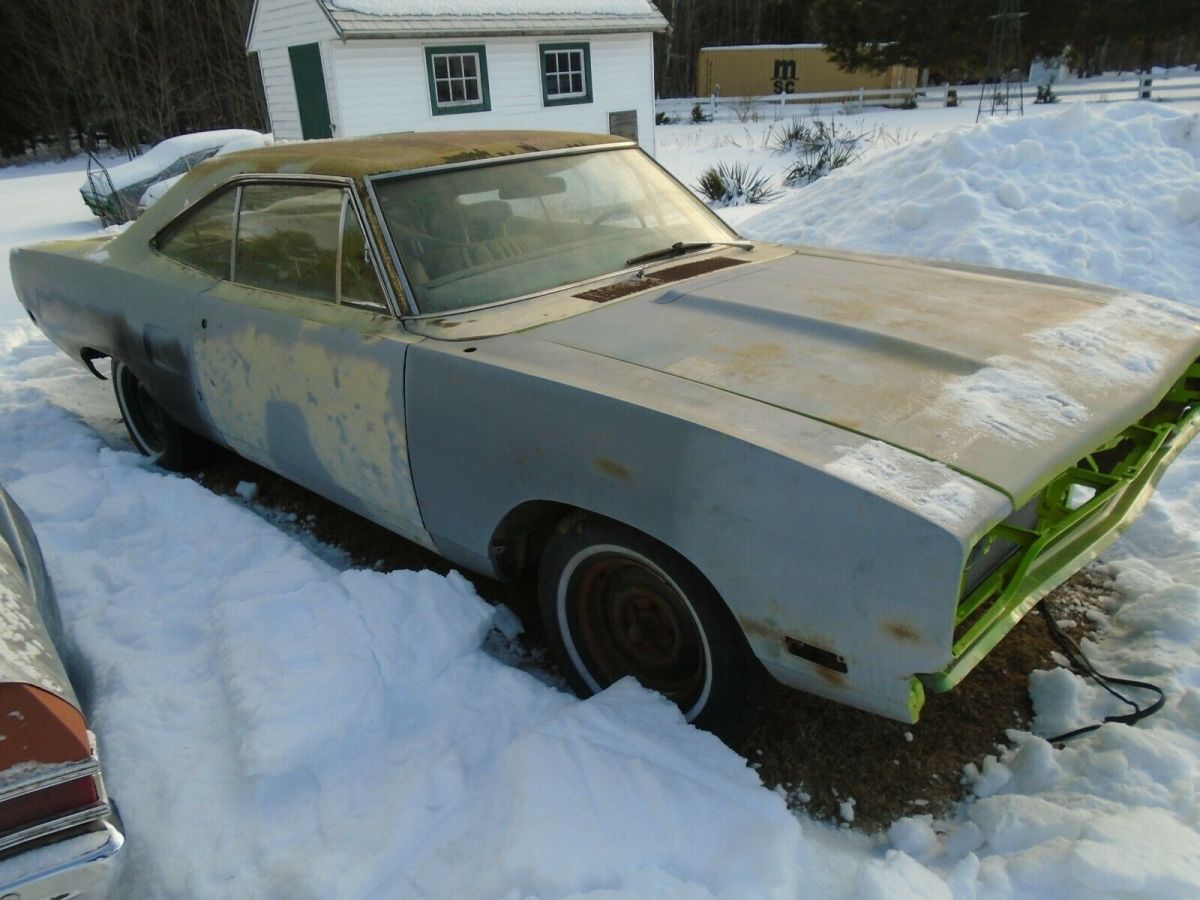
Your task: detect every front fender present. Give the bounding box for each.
[405,334,1011,720]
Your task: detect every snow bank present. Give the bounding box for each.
[740,103,1200,306]
[4,101,1200,897]
[743,102,1200,898]
[0,337,863,897]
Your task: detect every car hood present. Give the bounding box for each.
[531,248,1200,503]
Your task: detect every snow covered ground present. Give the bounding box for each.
[3,100,1200,897]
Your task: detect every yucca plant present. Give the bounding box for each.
[693,161,779,207]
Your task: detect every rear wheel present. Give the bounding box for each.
[112,360,210,471]
[539,517,759,743]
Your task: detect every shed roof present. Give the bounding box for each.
[203,130,628,181]
[320,0,668,37]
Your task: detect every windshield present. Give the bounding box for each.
[372,147,738,314]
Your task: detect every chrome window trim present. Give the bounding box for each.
[367,141,634,184]
[335,192,348,303]
[229,184,244,281]
[341,188,395,314]
[362,142,744,320]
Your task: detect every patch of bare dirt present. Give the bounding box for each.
[192,448,1114,834]
[736,568,1113,832]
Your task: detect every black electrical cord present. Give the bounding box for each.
[1038,603,1165,743]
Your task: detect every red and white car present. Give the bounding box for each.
[0,484,124,898]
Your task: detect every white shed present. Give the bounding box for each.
[246,1,668,154]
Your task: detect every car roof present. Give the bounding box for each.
[215,130,630,180]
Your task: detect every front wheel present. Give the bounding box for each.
[538,517,759,743]
[112,360,210,471]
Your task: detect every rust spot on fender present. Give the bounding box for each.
[594,457,631,482]
[885,622,922,643]
[740,617,781,641]
[816,666,848,688]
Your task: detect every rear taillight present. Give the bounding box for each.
[0,684,110,852]
[0,773,101,834]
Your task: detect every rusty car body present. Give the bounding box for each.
[0,483,125,897]
[11,131,1200,740]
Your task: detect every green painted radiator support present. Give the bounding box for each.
[923,361,1200,694]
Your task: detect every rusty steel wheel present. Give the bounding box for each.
[539,517,759,743]
[113,360,210,471]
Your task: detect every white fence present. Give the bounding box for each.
[666,73,1200,118]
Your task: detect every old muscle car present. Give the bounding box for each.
[0,483,124,897]
[11,131,1200,741]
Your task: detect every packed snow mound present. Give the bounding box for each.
[0,340,851,897]
[740,103,1200,306]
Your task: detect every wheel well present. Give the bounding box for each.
[80,348,110,380]
[488,500,578,580]
[489,502,722,602]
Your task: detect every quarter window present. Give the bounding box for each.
[156,187,238,278]
[426,46,491,115]
[235,183,344,302]
[541,44,592,106]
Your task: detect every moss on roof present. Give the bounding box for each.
[211,130,629,179]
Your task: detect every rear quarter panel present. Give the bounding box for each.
[11,237,223,440]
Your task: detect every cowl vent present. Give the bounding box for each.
[575,256,747,303]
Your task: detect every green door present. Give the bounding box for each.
[288,43,333,140]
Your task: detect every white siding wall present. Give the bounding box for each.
[248,0,340,141]
[330,33,657,154]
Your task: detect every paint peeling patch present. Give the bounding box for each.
[1029,292,1199,387]
[826,440,992,530]
[942,359,1088,445]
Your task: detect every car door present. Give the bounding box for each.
[188,178,434,549]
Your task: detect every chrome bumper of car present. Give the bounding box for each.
[0,808,125,900]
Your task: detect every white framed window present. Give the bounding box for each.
[541,43,592,106]
[426,46,491,115]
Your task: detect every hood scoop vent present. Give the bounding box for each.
[575,256,747,303]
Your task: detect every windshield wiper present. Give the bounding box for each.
[625,240,753,267]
